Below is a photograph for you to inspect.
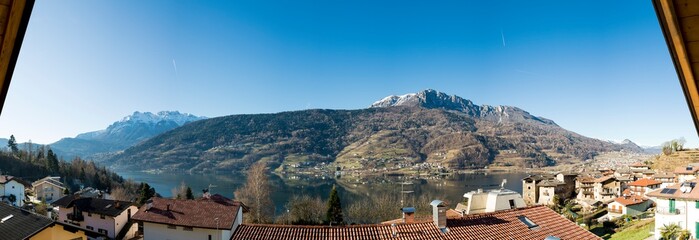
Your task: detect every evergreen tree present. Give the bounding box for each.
[186,187,194,200]
[7,135,18,154]
[93,172,102,189]
[138,183,156,204]
[46,149,59,173]
[325,185,344,225]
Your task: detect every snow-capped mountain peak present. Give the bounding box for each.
[120,111,205,126]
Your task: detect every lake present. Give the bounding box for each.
[116,170,531,215]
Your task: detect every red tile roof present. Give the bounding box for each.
[594,175,615,183]
[630,162,648,167]
[613,195,648,206]
[674,166,699,174]
[132,194,243,229]
[230,205,600,240]
[628,178,661,187]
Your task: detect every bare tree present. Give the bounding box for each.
[171,181,188,199]
[234,162,274,223]
[276,195,325,225]
[111,186,132,201]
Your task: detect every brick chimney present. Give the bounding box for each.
[401,207,416,224]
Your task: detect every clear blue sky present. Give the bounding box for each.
[0,0,696,147]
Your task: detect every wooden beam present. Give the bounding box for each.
[654,0,699,136]
[0,0,33,116]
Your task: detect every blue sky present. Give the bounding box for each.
[0,0,696,147]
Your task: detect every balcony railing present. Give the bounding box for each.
[656,207,682,215]
[67,213,84,221]
[608,209,622,214]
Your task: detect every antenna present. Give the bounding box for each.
[500,179,507,189]
[208,184,217,193]
[400,181,414,207]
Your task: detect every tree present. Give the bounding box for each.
[325,185,344,225]
[7,135,18,154]
[35,197,48,216]
[7,194,16,206]
[46,149,59,173]
[137,183,156,204]
[276,195,325,225]
[234,162,274,223]
[171,181,189,199]
[678,229,691,240]
[660,223,682,240]
[110,187,131,201]
[186,187,194,200]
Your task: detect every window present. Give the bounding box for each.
[517,216,539,229]
[87,213,92,217]
[209,235,212,240]
[509,199,516,209]
[696,201,699,209]
[183,226,194,231]
[87,226,94,230]
[670,199,676,213]
[98,228,108,235]
[100,214,105,219]
[167,225,177,229]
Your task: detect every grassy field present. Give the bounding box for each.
[608,219,654,240]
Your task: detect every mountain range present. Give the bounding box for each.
[48,111,206,160]
[101,89,644,172]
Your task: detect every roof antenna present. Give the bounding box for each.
[500,179,507,190]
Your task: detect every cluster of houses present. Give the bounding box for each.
[0,172,603,240]
[523,162,699,240]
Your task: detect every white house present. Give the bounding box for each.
[53,196,139,239]
[674,165,699,183]
[132,193,247,240]
[0,175,29,207]
[627,178,662,198]
[454,182,527,215]
[31,176,66,203]
[647,181,699,240]
[607,195,651,220]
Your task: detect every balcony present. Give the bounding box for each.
[608,208,622,214]
[67,213,84,221]
[656,207,682,215]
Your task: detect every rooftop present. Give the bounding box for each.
[132,194,244,229]
[613,195,648,206]
[230,205,599,240]
[0,175,30,187]
[0,203,53,240]
[630,162,648,167]
[31,176,65,189]
[673,165,699,174]
[647,180,699,200]
[628,178,662,187]
[52,196,134,217]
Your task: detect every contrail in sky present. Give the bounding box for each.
[501,30,506,47]
[172,59,178,76]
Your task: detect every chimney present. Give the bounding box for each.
[430,200,447,232]
[401,207,416,224]
[203,188,211,199]
[166,204,170,211]
[145,199,153,211]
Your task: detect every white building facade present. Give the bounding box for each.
[0,175,27,207]
[648,181,699,240]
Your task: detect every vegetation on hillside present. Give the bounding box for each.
[1,135,144,202]
[109,107,640,173]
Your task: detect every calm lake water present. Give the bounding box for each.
[116,170,530,215]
